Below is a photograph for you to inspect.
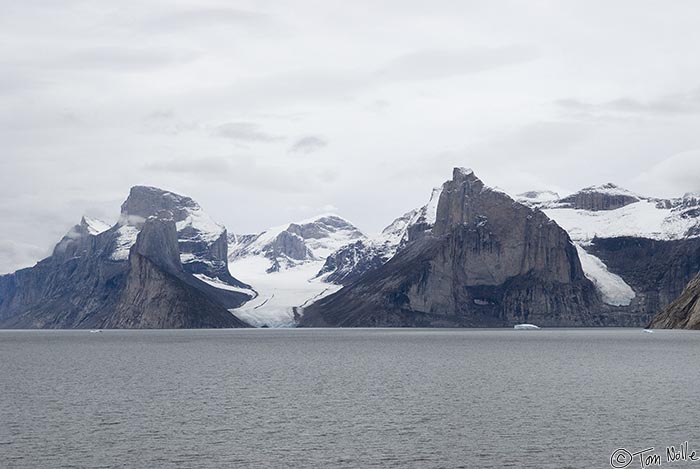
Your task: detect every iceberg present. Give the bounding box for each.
[514,324,540,330]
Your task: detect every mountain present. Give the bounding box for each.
[227,214,365,327]
[648,273,700,329]
[0,186,252,328]
[316,187,442,285]
[557,183,640,211]
[300,168,603,327]
[519,184,700,325]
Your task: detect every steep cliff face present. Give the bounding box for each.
[648,273,700,329]
[516,184,700,324]
[103,214,249,328]
[587,236,700,325]
[301,168,603,327]
[0,187,252,329]
[0,228,127,328]
[119,186,247,289]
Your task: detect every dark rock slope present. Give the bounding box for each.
[648,273,700,329]
[0,188,252,329]
[587,237,700,326]
[301,168,603,327]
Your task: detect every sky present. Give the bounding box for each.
[2,0,700,273]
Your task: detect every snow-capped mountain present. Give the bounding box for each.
[317,187,443,285]
[3,173,699,330]
[227,214,365,327]
[301,168,603,328]
[115,186,249,291]
[0,186,252,329]
[517,183,700,314]
[309,177,700,327]
[519,183,700,242]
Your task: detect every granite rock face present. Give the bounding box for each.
[301,168,603,327]
[587,236,700,325]
[0,188,252,329]
[648,273,700,329]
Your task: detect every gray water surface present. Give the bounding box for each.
[1,328,699,468]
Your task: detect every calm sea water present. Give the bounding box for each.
[1,328,699,468]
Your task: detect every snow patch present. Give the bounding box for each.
[515,191,560,204]
[193,274,256,296]
[545,200,699,242]
[423,187,442,225]
[83,217,112,235]
[110,225,140,261]
[175,206,225,242]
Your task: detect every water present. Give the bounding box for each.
[1,328,699,468]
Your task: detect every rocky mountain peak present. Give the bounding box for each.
[301,167,600,328]
[318,185,444,286]
[0,187,252,329]
[229,213,365,271]
[286,214,364,243]
[433,168,514,237]
[558,183,640,211]
[120,185,199,227]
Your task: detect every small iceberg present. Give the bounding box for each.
[643,329,654,334]
[514,324,540,330]
[89,329,102,333]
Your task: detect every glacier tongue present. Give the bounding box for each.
[575,244,635,306]
[228,257,340,328]
[227,214,364,326]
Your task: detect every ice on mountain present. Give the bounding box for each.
[575,244,635,306]
[110,225,140,261]
[544,200,700,242]
[193,273,256,296]
[82,217,112,235]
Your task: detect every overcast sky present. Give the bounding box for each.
[2,0,700,273]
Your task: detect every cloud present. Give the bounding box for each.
[373,46,539,83]
[140,7,273,32]
[0,239,47,274]
[213,122,284,143]
[223,45,538,108]
[144,156,232,176]
[141,110,200,135]
[558,87,700,117]
[143,156,317,193]
[288,135,328,154]
[64,46,200,70]
[633,149,700,196]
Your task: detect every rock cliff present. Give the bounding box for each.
[301,168,603,327]
[648,273,700,329]
[0,187,252,328]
